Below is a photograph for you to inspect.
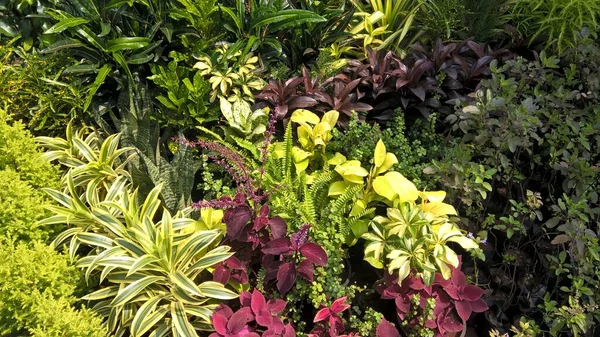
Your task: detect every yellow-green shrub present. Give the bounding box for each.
[0,241,106,336]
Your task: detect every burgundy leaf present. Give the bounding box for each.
[441,315,464,333]
[290,225,310,250]
[212,312,229,335]
[470,298,488,312]
[227,307,254,334]
[268,216,287,239]
[224,206,252,240]
[330,297,350,314]
[462,284,485,301]
[454,300,472,322]
[283,324,296,337]
[262,238,293,255]
[297,259,315,282]
[289,96,319,109]
[251,290,267,314]
[276,262,297,294]
[226,256,244,270]
[240,291,252,307]
[395,296,410,316]
[299,242,328,266]
[410,87,427,101]
[376,318,400,337]
[313,307,331,323]
[267,299,287,315]
[451,269,467,287]
[444,284,461,300]
[214,265,231,285]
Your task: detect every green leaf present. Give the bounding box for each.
[374,139,386,168]
[197,281,238,300]
[106,37,150,52]
[0,19,18,37]
[171,271,203,297]
[130,296,165,337]
[82,286,119,300]
[251,10,326,31]
[44,17,90,34]
[111,275,163,307]
[128,254,160,276]
[84,64,111,111]
[171,302,199,337]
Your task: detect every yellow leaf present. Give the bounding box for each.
[419,191,447,203]
[374,139,386,168]
[376,153,398,175]
[328,153,347,165]
[420,202,457,218]
[322,110,339,128]
[384,172,419,203]
[328,181,349,196]
[291,109,320,125]
[447,236,479,250]
[443,247,459,267]
[372,176,396,201]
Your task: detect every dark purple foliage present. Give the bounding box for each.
[261,224,328,294]
[211,290,295,337]
[379,261,488,337]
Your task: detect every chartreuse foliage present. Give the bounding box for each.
[327,140,481,285]
[0,108,60,241]
[39,127,239,337]
[0,240,106,337]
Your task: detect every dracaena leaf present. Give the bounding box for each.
[299,242,327,266]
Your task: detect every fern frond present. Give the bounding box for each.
[282,124,293,184]
[331,184,362,217]
[308,171,335,212]
[229,135,260,160]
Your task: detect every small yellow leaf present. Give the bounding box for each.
[328,152,347,166]
[291,109,320,125]
[374,139,386,168]
[376,153,398,175]
[419,191,447,203]
[420,202,457,218]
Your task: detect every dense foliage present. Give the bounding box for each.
[1,0,599,336]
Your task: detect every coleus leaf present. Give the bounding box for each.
[299,242,328,266]
[262,238,293,255]
[268,216,287,239]
[330,297,350,314]
[297,259,315,282]
[276,262,297,294]
[227,307,254,334]
[224,206,252,240]
[376,318,400,337]
[313,308,331,323]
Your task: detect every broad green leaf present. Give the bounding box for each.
[106,37,150,52]
[45,17,90,34]
[372,176,395,201]
[251,9,326,31]
[84,64,111,111]
[291,109,320,125]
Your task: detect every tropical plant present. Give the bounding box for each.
[41,157,238,336]
[349,0,424,56]
[219,96,269,144]
[509,0,600,52]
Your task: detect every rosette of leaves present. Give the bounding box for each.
[193,42,264,103]
[43,180,238,336]
[219,96,268,143]
[37,123,136,190]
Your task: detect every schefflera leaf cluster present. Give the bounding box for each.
[39,127,238,337]
[328,140,482,285]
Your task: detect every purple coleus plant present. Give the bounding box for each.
[211,290,295,337]
[262,224,328,294]
[379,259,488,337]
